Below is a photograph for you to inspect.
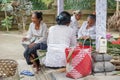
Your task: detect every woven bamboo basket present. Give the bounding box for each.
[0,59,19,80]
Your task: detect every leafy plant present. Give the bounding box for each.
[107,0,116,9]
[64,0,95,10]
[1,16,13,32]
[19,0,116,10]
[10,0,33,32]
[29,0,47,10]
[64,0,116,10]
[1,0,13,12]
[0,0,11,3]
[0,0,13,32]
[29,0,53,10]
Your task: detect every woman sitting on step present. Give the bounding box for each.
[22,11,47,73]
[78,14,96,40]
[44,11,76,68]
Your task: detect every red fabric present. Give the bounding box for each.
[112,39,120,44]
[65,46,92,79]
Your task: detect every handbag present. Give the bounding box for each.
[65,39,92,79]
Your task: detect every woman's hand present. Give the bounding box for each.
[82,36,90,40]
[22,37,28,42]
[29,43,36,48]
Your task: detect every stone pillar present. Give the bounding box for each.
[93,0,115,74]
[96,0,107,51]
[57,0,64,15]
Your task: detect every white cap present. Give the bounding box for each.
[73,10,82,15]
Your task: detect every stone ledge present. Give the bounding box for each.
[51,72,120,80]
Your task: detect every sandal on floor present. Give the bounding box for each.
[20,70,34,76]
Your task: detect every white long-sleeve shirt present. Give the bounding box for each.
[78,21,96,39]
[45,25,76,67]
[25,22,48,44]
[70,15,80,36]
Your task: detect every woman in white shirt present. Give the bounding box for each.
[70,10,82,36]
[22,12,47,73]
[44,11,76,68]
[78,14,96,40]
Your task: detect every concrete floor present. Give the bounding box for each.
[0,31,24,60]
[0,31,120,80]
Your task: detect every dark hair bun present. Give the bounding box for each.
[56,15,64,24]
[56,11,71,25]
[88,14,96,20]
[39,12,43,16]
[34,11,43,20]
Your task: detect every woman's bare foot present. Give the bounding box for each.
[35,67,40,74]
[30,54,41,74]
[32,64,36,68]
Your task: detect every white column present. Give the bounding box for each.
[116,1,119,11]
[96,0,107,51]
[57,0,64,15]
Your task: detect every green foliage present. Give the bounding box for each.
[64,0,95,10]
[1,16,13,31]
[42,0,53,6]
[64,0,116,10]
[1,0,13,12]
[3,0,33,32]
[0,0,13,31]
[25,0,116,10]
[14,1,32,16]
[107,41,120,49]
[107,40,120,55]
[0,0,11,3]
[107,0,116,9]
[29,0,47,10]
[29,0,53,10]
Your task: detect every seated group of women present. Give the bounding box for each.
[22,11,96,73]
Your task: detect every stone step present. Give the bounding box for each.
[35,66,53,80]
[51,72,120,80]
[16,59,120,80]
